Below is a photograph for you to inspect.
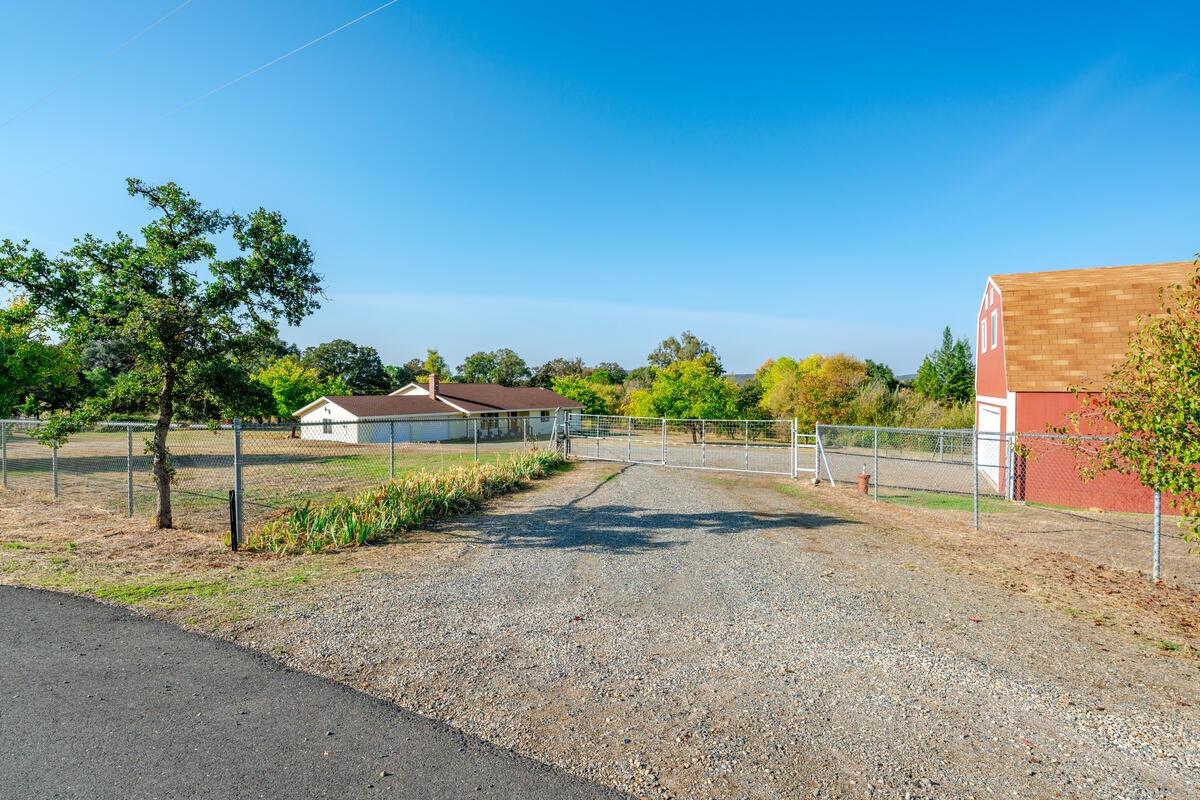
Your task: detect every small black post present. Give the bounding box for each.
[228,489,238,551]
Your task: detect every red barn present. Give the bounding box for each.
[975,261,1193,511]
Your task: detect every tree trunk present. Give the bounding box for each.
[152,373,174,529]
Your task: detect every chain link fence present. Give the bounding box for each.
[815,423,1181,583]
[566,413,815,477]
[0,415,563,541]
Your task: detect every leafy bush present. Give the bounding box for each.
[247,449,566,554]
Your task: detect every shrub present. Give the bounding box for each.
[247,449,566,554]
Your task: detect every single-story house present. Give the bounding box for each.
[975,260,1193,511]
[293,375,584,444]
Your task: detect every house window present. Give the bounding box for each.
[990,310,998,349]
[541,410,551,417]
[322,414,332,435]
[980,319,988,354]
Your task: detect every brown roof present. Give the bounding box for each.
[320,395,455,417]
[305,384,583,418]
[993,261,1195,392]
[435,383,583,411]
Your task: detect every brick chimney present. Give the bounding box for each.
[428,372,439,399]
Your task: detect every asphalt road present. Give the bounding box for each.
[0,586,626,800]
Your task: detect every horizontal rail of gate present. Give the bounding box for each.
[566,413,816,477]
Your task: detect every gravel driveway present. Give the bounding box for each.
[250,463,1200,799]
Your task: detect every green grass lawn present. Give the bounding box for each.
[880,490,1015,514]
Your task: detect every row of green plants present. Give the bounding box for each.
[246,449,566,554]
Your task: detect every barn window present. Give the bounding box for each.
[990,310,998,349]
[980,319,988,354]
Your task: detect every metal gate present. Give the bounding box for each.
[566,413,816,477]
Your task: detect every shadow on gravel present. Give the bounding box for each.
[444,503,853,554]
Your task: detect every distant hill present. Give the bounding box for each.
[727,373,755,386]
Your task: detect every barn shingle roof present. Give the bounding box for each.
[993,261,1195,392]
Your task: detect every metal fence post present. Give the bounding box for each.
[1,421,6,489]
[473,419,479,461]
[389,420,396,479]
[813,424,819,482]
[596,416,601,458]
[1152,490,1162,583]
[790,419,797,479]
[232,418,244,547]
[523,417,528,449]
[626,416,632,462]
[51,443,59,498]
[1005,434,1015,501]
[744,419,749,471]
[971,428,980,530]
[701,420,706,467]
[872,427,879,501]
[661,418,667,465]
[126,425,134,517]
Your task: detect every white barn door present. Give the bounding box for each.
[977,404,1001,490]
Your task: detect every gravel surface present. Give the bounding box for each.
[244,463,1200,799]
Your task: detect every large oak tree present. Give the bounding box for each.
[0,178,323,528]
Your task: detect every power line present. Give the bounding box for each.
[0,0,195,132]
[162,0,402,119]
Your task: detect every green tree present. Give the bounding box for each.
[0,301,81,416]
[384,363,415,389]
[626,357,738,420]
[1061,269,1200,542]
[457,351,497,383]
[647,330,720,371]
[912,327,974,404]
[589,362,627,385]
[864,359,900,391]
[419,349,451,381]
[0,178,322,528]
[491,348,531,386]
[302,338,390,394]
[551,375,610,414]
[254,355,349,419]
[531,357,586,388]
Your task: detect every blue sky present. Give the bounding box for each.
[2,1,1198,374]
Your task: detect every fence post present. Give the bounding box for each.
[971,427,980,530]
[790,419,797,479]
[626,416,632,462]
[816,424,836,488]
[523,417,528,450]
[232,418,244,548]
[126,425,134,517]
[816,424,825,482]
[661,418,667,465]
[1005,434,1015,501]
[389,420,395,479]
[51,443,59,498]
[744,420,749,471]
[872,427,879,501]
[1152,490,1162,583]
[1,421,6,489]
[701,420,706,467]
[473,418,479,461]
